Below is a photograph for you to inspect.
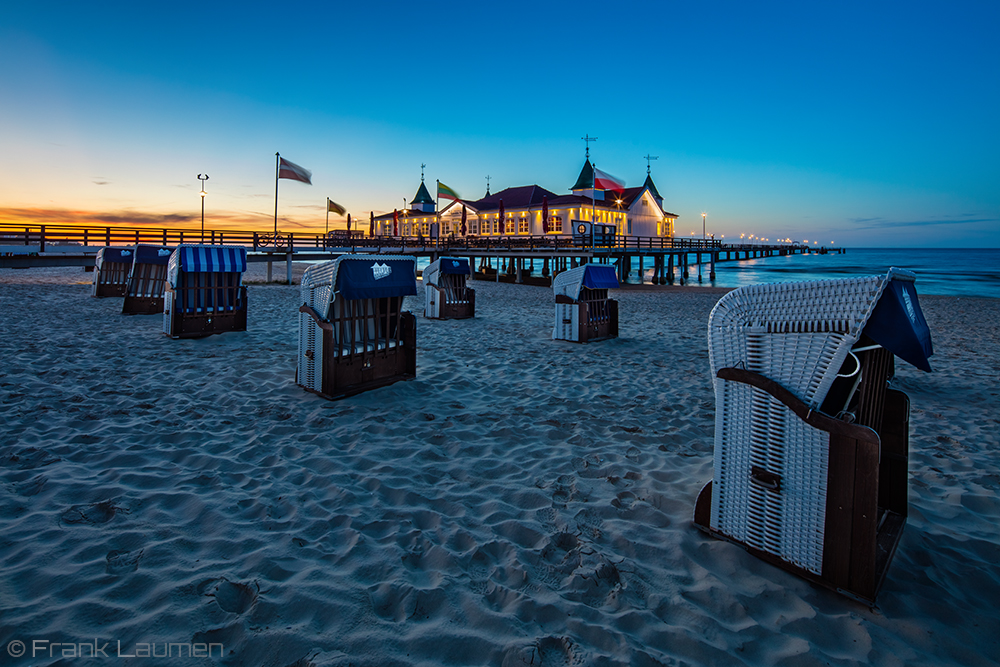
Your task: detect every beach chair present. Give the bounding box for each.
[552,263,620,343]
[298,255,417,399]
[424,257,475,319]
[692,269,934,604]
[91,247,134,297]
[122,245,173,315]
[163,245,248,339]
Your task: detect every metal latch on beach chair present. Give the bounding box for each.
[750,466,782,493]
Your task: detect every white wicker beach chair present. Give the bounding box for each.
[91,247,134,298]
[552,263,620,343]
[122,245,172,315]
[298,255,417,399]
[693,268,933,603]
[163,245,248,338]
[424,257,475,319]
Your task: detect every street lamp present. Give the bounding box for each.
[702,212,706,241]
[197,174,209,240]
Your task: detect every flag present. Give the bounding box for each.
[542,195,549,233]
[593,167,624,192]
[393,209,399,236]
[278,157,312,184]
[460,206,467,236]
[437,181,460,202]
[369,211,374,237]
[327,199,346,215]
[498,199,505,235]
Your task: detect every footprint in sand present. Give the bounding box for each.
[532,637,583,667]
[106,549,143,574]
[611,490,639,510]
[207,579,259,614]
[61,499,126,525]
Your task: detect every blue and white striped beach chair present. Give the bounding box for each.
[164,245,248,338]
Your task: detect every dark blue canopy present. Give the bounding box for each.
[337,257,417,300]
[100,247,134,264]
[582,264,620,289]
[441,258,471,275]
[134,245,173,265]
[863,278,934,372]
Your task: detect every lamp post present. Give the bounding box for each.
[702,212,706,242]
[198,174,209,241]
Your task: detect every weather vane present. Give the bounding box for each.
[644,154,659,175]
[420,163,426,182]
[582,134,598,159]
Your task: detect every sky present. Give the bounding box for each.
[1,1,998,247]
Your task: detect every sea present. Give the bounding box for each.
[674,247,1000,298]
[406,248,998,299]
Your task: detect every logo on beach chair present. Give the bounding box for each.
[158,249,171,256]
[451,260,460,268]
[372,262,392,280]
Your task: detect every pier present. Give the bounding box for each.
[0,223,840,285]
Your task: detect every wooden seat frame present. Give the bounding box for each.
[427,272,475,319]
[123,260,169,315]
[164,271,247,338]
[555,286,619,343]
[298,294,416,400]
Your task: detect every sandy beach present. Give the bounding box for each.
[1,264,998,666]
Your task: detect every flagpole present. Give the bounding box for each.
[326,198,329,237]
[435,180,440,239]
[274,152,280,237]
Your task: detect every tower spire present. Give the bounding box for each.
[420,163,426,182]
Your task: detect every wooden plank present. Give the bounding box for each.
[849,436,880,600]
[879,389,911,517]
[823,434,857,589]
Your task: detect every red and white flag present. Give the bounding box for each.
[593,167,624,192]
[278,157,312,185]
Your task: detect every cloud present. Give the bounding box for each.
[848,215,998,230]
[0,206,291,231]
[92,178,109,186]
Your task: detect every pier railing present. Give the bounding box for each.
[0,222,793,254]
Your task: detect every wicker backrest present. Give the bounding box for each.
[708,275,887,409]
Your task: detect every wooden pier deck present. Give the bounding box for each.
[0,223,839,285]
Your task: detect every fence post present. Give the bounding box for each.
[253,232,259,251]
[84,229,89,246]
[40,225,46,252]
[163,229,167,246]
[106,227,111,246]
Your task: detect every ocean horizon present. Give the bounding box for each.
[419,246,999,299]
[685,247,1000,298]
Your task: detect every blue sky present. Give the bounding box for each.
[1,1,997,246]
